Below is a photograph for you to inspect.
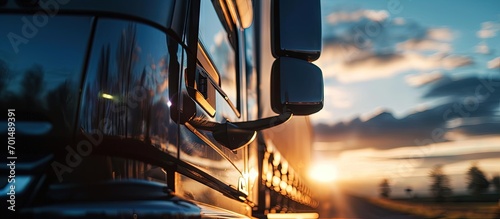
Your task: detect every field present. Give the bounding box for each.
[368,197,500,219]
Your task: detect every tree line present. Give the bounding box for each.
[379,163,500,202]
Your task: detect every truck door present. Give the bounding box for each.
[176,0,250,213]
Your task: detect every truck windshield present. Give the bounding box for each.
[0,15,92,138]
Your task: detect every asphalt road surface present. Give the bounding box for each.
[317,190,424,219]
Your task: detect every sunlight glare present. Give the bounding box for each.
[309,163,338,182]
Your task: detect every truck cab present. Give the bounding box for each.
[0,0,323,218]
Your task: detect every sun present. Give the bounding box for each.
[309,162,339,183]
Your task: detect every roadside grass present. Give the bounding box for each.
[368,197,500,219]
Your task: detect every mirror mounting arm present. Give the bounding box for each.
[187,112,293,150]
[188,111,292,132]
[228,111,293,131]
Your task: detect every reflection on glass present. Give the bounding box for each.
[0,15,91,137]
[245,27,258,120]
[199,0,237,104]
[78,19,180,182]
[80,19,176,152]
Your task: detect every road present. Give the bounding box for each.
[317,190,424,219]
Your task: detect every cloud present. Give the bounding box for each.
[314,76,500,151]
[330,52,472,83]
[477,30,496,39]
[317,38,369,68]
[314,108,449,150]
[384,151,500,162]
[392,17,405,25]
[397,38,452,52]
[475,41,491,55]
[326,9,389,25]
[213,30,225,46]
[405,71,443,87]
[321,10,428,53]
[423,76,500,102]
[488,57,500,69]
[380,151,500,169]
[319,12,466,83]
[449,122,500,137]
[310,86,353,123]
[395,27,454,52]
[477,21,500,39]
[327,87,353,109]
[427,28,454,41]
[477,29,496,38]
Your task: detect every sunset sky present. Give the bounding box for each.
[310,0,500,197]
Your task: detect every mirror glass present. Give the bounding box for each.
[271,57,324,115]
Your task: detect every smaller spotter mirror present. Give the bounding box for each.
[271,57,323,115]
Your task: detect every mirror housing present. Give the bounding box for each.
[271,0,322,61]
[271,57,324,115]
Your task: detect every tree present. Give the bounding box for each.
[466,163,490,197]
[405,187,413,197]
[492,175,500,194]
[429,165,452,202]
[379,178,391,198]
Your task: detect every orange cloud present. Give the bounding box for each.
[328,52,472,83]
[475,41,491,54]
[488,57,500,69]
[476,21,500,39]
[327,9,389,24]
[405,71,443,87]
[397,39,452,52]
[427,28,454,41]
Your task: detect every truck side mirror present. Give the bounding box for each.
[187,0,324,151]
[271,57,323,115]
[271,0,322,61]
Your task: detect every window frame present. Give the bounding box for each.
[196,0,242,117]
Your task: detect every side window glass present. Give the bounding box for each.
[0,15,91,136]
[198,0,238,105]
[81,20,173,146]
[79,19,179,182]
